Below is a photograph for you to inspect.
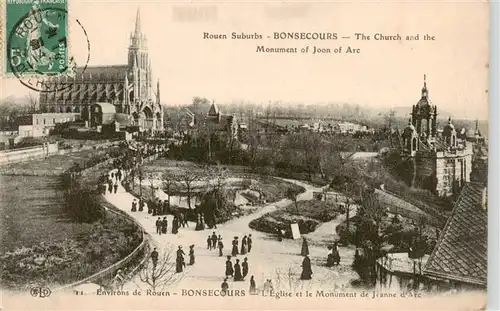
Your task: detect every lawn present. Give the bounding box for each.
[0,148,115,176]
[141,159,306,204]
[249,200,342,237]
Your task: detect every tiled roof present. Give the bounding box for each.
[423,182,487,286]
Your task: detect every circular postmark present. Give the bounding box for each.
[6,6,90,93]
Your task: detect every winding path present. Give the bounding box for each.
[103,175,357,292]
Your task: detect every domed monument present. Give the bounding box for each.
[401,75,473,198]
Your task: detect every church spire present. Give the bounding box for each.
[156,78,160,104]
[134,7,141,38]
[421,74,428,98]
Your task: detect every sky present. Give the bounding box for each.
[1,0,489,120]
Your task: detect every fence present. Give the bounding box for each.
[53,168,149,292]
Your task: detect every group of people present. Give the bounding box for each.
[207,231,225,256]
[230,235,252,256]
[224,256,250,281]
[175,245,196,273]
[100,170,123,195]
[152,214,185,235]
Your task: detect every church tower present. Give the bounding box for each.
[128,8,150,102]
[411,74,438,144]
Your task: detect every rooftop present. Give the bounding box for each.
[423,182,487,286]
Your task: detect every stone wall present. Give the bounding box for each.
[0,143,59,166]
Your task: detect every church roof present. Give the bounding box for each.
[424,182,487,286]
[73,65,129,81]
[91,102,117,114]
[208,103,220,116]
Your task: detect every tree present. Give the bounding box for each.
[139,247,181,291]
[357,189,387,248]
[147,172,157,198]
[174,170,203,209]
[161,172,177,210]
[206,164,228,192]
[26,92,39,113]
[137,167,145,197]
[285,186,301,213]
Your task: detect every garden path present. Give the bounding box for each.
[103,174,358,293]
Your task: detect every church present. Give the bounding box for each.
[38,9,163,132]
[401,75,473,198]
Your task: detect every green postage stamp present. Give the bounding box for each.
[5,0,69,75]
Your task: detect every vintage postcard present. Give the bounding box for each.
[0,0,490,310]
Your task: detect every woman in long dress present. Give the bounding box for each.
[218,238,224,257]
[234,259,243,281]
[241,235,248,255]
[172,216,179,234]
[301,237,309,256]
[300,255,313,280]
[189,245,195,265]
[249,275,257,295]
[231,237,239,256]
[176,246,185,273]
[225,256,234,277]
[242,257,249,279]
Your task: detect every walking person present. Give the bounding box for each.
[172,216,179,234]
[242,257,249,280]
[176,246,185,273]
[301,237,309,256]
[179,213,186,228]
[247,234,253,253]
[151,248,159,268]
[161,216,168,234]
[218,237,224,257]
[241,235,248,255]
[231,237,239,256]
[189,245,195,265]
[156,217,162,235]
[221,278,229,294]
[300,255,313,280]
[225,256,234,277]
[211,231,218,250]
[249,276,257,295]
[113,182,118,194]
[207,235,212,250]
[131,199,137,212]
[234,259,243,281]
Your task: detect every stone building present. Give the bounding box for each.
[401,75,473,198]
[38,9,163,132]
[205,102,239,141]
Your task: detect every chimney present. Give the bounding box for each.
[481,188,487,210]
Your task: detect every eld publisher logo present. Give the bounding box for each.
[30,287,52,298]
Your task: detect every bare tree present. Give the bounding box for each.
[274,266,313,293]
[161,171,177,209]
[26,92,39,113]
[137,167,145,197]
[285,186,301,213]
[174,170,203,209]
[147,172,157,197]
[206,164,228,192]
[139,247,182,291]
